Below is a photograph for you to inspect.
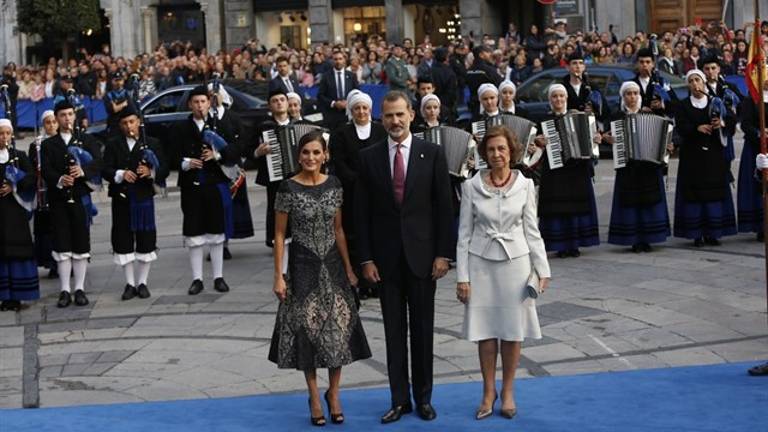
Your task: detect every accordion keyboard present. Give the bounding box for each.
[263,129,284,182]
[543,120,564,169]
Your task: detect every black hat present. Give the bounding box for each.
[567,52,584,63]
[636,47,654,59]
[189,85,210,99]
[699,54,720,68]
[118,104,140,120]
[268,88,287,101]
[53,99,75,113]
[110,70,125,80]
[61,73,74,82]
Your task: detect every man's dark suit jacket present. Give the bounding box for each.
[102,135,168,201]
[317,68,358,129]
[354,136,453,280]
[41,132,102,203]
[268,74,300,95]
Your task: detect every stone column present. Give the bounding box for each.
[458,0,483,44]
[140,6,157,54]
[224,0,254,51]
[0,0,21,64]
[102,0,141,58]
[309,0,334,45]
[200,1,223,53]
[385,0,404,44]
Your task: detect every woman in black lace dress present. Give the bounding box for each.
[268,130,371,426]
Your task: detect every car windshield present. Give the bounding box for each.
[144,90,184,115]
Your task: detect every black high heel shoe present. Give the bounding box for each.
[308,397,326,426]
[324,390,344,424]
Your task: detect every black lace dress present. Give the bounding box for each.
[268,176,371,370]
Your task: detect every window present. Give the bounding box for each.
[144,90,184,115]
[517,76,558,103]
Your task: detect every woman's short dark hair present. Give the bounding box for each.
[477,125,523,167]
[296,130,328,173]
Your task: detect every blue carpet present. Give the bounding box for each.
[2,362,766,431]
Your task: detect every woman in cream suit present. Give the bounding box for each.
[456,125,551,420]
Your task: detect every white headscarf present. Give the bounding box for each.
[547,84,568,112]
[346,89,373,121]
[0,118,12,133]
[286,92,302,104]
[498,80,517,112]
[478,83,499,114]
[619,81,641,113]
[41,110,55,123]
[685,69,706,83]
[420,94,441,119]
[206,83,233,107]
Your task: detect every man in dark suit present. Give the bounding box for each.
[268,56,300,95]
[466,45,502,120]
[318,51,358,130]
[355,91,453,424]
[431,47,458,123]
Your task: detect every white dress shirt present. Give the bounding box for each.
[388,133,412,178]
[114,138,137,183]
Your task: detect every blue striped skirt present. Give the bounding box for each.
[737,143,763,233]
[0,259,40,301]
[540,185,600,252]
[673,177,737,240]
[608,170,671,246]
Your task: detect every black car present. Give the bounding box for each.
[516,65,688,123]
[88,84,271,168]
[514,65,688,156]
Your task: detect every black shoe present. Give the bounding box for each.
[48,267,59,279]
[57,291,71,308]
[642,243,653,252]
[693,238,704,247]
[214,278,230,293]
[556,251,568,258]
[569,249,581,257]
[416,403,437,421]
[370,285,379,298]
[309,397,326,426]
[704,236,721,246]
[188,279,204,295]
[223,247,232,260]
[121,284,137,301]
[381,403,413,424]
[747,362,768,376]
[324,391,344,424]
[631,244,642,253]
[358,288,370,300]
[757,232,765,242]
[74,290,89,306]
[137,284,151,299]
[0,300,20,312]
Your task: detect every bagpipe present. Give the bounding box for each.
[207,73,245,198]
[130,75,165,194]
[0,85,34,212]
[651,73,673,104]
[581,72,605,118]
[707,95,729,150]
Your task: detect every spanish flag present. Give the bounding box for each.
[746,20,766,104]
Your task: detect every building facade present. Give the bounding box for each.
[1,0,767,63]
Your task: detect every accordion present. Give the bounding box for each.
[414,126,473,177]
[542,112,599,170]
[471,114,537,169]
[262,123,329,182]
[610,113,673,169]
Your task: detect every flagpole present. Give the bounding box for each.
[756,0,768,325]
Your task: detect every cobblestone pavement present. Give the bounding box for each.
[1,133,767,409]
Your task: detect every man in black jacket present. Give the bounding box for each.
[431,48,458,123]
[466,45,502,120]
[173,86,238,296]
[41,100,102,308]
[355,91,453,424]
[318,51,358,130]
[268,56,300,95]
[102,107,168,301]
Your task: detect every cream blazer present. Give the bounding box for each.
[456,170,551,283]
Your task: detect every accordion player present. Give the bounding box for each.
[610,113,673,169]
[471,113,538,169]
[414,125,473,178]
[262,123,329,182]
[542,111,599,170]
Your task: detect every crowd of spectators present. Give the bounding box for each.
[3,18,768,107]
